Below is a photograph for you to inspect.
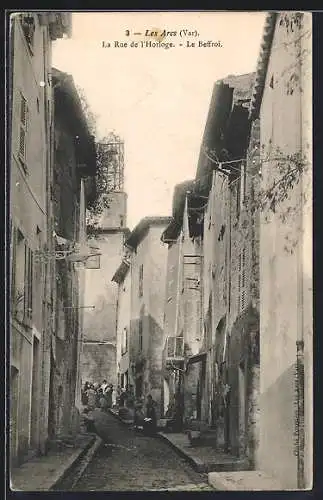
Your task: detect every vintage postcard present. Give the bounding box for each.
[8,10,312,492]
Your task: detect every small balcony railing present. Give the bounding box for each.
[164,336,184,361]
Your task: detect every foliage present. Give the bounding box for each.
[256,146,310,217]
[76,85,98,137]
[243,140,310,255]
[277,12,311,96]
[76,86,124,237]
[279,11,303,33]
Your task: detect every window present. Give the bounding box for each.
[20,14,35,54]
[138,264,143,297]
[25,246,33,320]
[11,227,33,322]
[138,318,143,351]
[122,327,128,355]
[18,92,28,169]
[86,255,100,269]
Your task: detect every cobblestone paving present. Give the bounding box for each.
[73,412,213,491]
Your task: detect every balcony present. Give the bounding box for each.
[164,336,184,362]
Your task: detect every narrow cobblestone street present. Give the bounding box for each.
[66,411,212,491]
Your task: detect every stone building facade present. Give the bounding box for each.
[119,217,171,418]
[161,181,204,425]
[81,192,129,387]
[249,12,312,489]
[47,68,96,440]
[188,73,260,462]
[161,74,260,464]
[112,253,132,391]
[9,12,71,466]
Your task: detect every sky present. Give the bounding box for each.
[52,11,267,230]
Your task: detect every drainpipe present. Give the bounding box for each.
[222,166,231,363]
[222,167,231,452]
[39,30,56,453]
[174,200,185,420]
[174,211,184,339]
[75,178,86,410]
[209,170,217,424]
[295,14,306,490]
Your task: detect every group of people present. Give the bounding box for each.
[81,380,158,436]
[81,380,114,411]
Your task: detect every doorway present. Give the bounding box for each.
[238,363,246,456]
[10,366,19,466]
[30,337,40,449]
[48,352,56,439]
[136,375,143,398]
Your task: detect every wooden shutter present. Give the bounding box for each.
[19,126,26,159]
[11,226,17,303]
[241,247,246,311]
[18,93,28,166]
[238,252,242,312]
[20,94,27,126]
[23,243,28,318]
[28,249,33,319]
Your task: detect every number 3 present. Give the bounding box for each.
[125,30,130,36]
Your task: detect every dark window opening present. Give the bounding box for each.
[138,264,143,297]
[139,318,143,351]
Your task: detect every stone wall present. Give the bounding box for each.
[10,15,52,463]
[83,231,126,342]
[129,223,169,414]
[81,343,117,386]
[257,12,312,489]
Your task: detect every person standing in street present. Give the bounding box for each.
[82,381,90,406]
[86,384,96,410]
[101,379,108,393]
[119,387,127,407]
[105,384,113,409]
[143,394,157,436]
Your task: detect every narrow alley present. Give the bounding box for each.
[57,411,212,491]
[8,10,313,493]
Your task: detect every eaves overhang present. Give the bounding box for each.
[125,216,172,250]
[112,259,130,284]
[52,67,97,177]
[249,12,278,120]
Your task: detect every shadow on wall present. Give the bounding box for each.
[81,344,117,386]
[226,305,260,458]
[129,314,165,417]
[83,293,118,342]
[258,362,297,489]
